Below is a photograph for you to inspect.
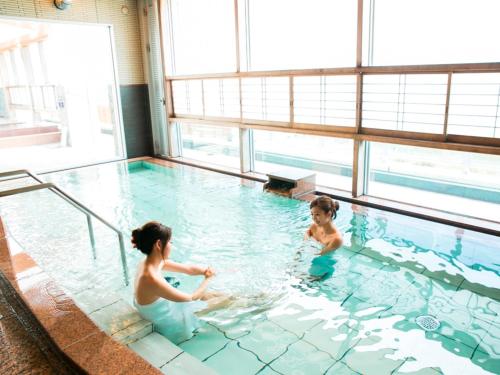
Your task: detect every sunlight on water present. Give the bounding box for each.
[0,161,499,374]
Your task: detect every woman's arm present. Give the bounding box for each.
[162,260,207,276]
[149,273,212,302]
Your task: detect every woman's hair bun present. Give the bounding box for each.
[334,200,340,212]
[131,221,172,256]
[131,228,142,250]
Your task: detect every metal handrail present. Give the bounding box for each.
[0,169,129,285]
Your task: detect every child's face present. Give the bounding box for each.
[311,206,331,225]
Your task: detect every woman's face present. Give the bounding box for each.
[311,206,331,226]
[163,241,172,259]
[162,240,172,259]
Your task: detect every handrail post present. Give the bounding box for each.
[1,169,131,286]
[117,232,130,285]
[86,215,97,259]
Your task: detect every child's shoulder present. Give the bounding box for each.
[308,222,318,232]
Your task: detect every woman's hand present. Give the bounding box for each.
[204,266,215,278]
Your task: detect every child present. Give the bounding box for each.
[304,196,343,256]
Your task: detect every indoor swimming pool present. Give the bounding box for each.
[0,160,499,374]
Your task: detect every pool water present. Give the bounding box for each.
[0,160,499,374]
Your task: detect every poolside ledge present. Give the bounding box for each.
[0,217,161,374]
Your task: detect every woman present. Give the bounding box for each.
[132,221,222,343]
[304,196,343,256]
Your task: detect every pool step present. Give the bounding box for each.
[129,332,218,374]
[88,299,153,344]
[63,267,214,372]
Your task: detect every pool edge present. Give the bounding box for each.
[0,216,162,374]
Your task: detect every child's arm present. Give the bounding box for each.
[318,235,343,256]
[304,224,314,240]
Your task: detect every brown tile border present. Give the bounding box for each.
[0,218,5,239]
[127,156,154,163]
[355,195,500,235]
[341,194,500,237]
[65,330,161,374]
[157,156,265,182]
[0,217,161,374]
[146,157,177,169]
[0,315,60,374]
[146,157,263,188]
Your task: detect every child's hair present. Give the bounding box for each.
[131,221,172,255]
[310,196,340,219]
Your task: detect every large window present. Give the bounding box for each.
[448,73,500,138]
[159,0,500,221]
[253,130,353,191]
[294,75,357,127]
[241,77,289,122]
[363,0,500,66]
[367,142,500,221]
[203,79,240,119]
[180,123,240,169]
[167,0,236,75]
[362,74,448,133]
[172,80,203,116]
[240,0,357,71]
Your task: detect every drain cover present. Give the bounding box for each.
[416,315,440,331]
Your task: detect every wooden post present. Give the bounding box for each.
[355,73,363,134]
[167,122,181,157]
[239,127,252,173]
[234,0,240,73]
[443,72,452,138]
[289,76,294,126]
[356,0,363,67]
[352,139,368,197]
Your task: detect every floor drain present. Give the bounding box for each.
[415,315,440,331]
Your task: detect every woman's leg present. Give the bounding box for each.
[197,291,278,315]
[196,291,235,314]
[200,290,227,300]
